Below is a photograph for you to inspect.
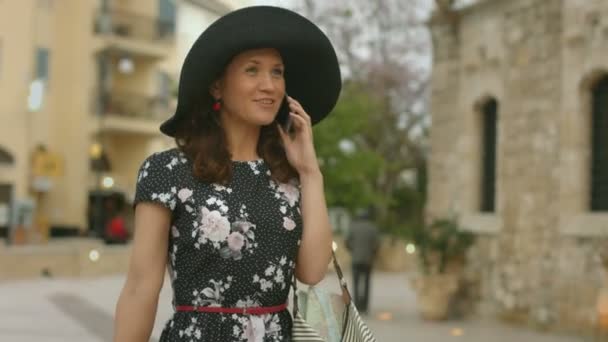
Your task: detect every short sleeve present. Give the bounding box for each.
[133,152,178,211]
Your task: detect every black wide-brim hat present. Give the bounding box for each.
[160,6,342,137]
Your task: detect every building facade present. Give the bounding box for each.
[428,0,608,334]
[0,0,247,239]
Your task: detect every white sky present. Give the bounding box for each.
[253,0,294,6]
[253,0,480,12]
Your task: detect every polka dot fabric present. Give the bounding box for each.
[134,148,303,341]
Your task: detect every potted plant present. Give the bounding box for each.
[409,217,475,320]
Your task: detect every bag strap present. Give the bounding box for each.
[292,270,300,316]
[330,249,353,306]
[291,249,352,317]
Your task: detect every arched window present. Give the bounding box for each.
[591,76,608,211]
[480,98,498,212]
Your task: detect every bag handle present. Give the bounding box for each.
[292,249,352,317]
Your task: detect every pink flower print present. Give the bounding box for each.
[227,232,245,251]
[200,207,230,242]
[177,188,193,203]
[232,221,255,233]
[283,217,296,231]
[278,182,299,207]
[244,316,265,342]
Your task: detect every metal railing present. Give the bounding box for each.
[94,9,175,42]
[98,90,173,121]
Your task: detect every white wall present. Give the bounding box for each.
[169,0,253,77]
[175,3,221,74]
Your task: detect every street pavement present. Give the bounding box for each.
[0,271,584,341]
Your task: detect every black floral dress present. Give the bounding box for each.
[134,148,302,342]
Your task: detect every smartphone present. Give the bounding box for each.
[276,94,293,133]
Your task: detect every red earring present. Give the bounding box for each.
[212,100,222,111]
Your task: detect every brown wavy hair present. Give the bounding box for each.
[173,91,298,185]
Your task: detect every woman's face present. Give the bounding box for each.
[210,48,285,128]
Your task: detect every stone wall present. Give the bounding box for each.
[493,0,564,328]
[0,238,130,280]
[0,236,416,282]
[428,0,608,335]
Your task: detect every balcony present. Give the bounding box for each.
[96,91,175,135]
[93,9,175,59]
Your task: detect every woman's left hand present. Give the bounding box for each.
[277,96,321,176]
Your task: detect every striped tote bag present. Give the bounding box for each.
[291,251,377,342]
[292,311,325,341]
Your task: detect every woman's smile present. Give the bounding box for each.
[253,97,278,110]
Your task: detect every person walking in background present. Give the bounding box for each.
[102,194,130,244]
[346,207,380,314]
[104,209,129,244]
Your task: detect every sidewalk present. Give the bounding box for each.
[0,272,583,341]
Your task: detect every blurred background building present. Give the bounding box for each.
[428,0,608,333]
[0,0,249,241]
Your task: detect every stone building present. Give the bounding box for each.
[427,0,608,334]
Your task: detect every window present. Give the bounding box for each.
[591,76,608,211]
[157,70,171,100]
[35,47,50,82]
[480,98,498,212]
[158,0,176,37]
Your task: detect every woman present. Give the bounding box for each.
[113,6,341,342]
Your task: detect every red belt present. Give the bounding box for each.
[175,303,288,315]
